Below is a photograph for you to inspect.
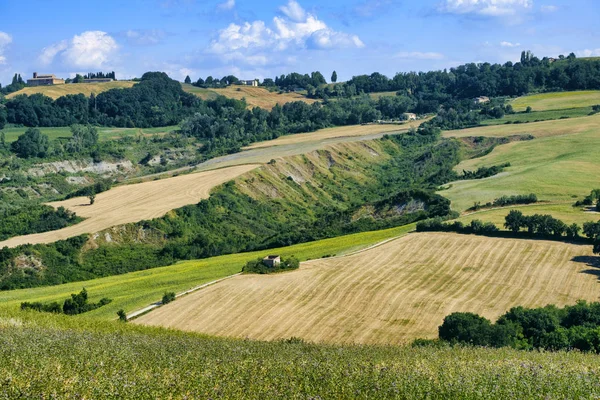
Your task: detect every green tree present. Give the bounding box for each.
[89,194,96,205]
[331,70,338,83]
[184,75,192,84]
[438,312,492,346]
[117,309,127,322]
[504,210,525,233]
[73,74,84,83]
[66,124,98,153]
[10,128,49,158]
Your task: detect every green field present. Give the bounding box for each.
[480,107,594,126]
[511,90,600,112]
[458,203,600,227]
[2,316,600,399]
[0,224,415,319]
[1,125,178,143]
[442,116,600,222]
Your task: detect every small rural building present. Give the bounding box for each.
[240,79,259,87]
[474,96,490,104]
[27,72,65,86]
[262,255,281,268]
[83,78,114,84]
[403,113,417,121]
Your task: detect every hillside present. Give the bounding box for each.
[510,90,600,112]
[136,232,598,344]
[0,164,258,248]
[5,80,137,99]
[442,114,600,223]
[0,123,420,249]
[182,83,317,109]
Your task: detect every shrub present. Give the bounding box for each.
[162,292,176,304]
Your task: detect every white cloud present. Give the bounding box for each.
[395,51,445,60]
[39,40,68,65]
[439,0,533,16]
[209,0,363,58]
[38,31,118,69]
[217,0,235,11]
[0,31,12,65]
[500,41,521,47]
[280,0,306,22]
[540,5,558,12]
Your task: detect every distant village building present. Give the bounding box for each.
[403,112,417,121]
[240,79,259,87]
[474,96,490,104]
[262,255,281,268]
[83,78,114,84]
[27,72,65,86]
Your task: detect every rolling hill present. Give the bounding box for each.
[6,80,137,99]
[135,232,599,344]
[182,83,317,109]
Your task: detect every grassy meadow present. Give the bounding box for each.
[510,90,600,112]
[480,106,594,126]
[3,317,600,399]
[1,125,178,143]
[0,224,415,319]
[442,114,600,222]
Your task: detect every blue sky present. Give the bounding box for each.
[0,0,598,85]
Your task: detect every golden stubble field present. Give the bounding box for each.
[136,232,600,344]
[6,81,137,99]
[0,164,258,248]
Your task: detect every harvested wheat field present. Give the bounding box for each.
[245,121,423,150]
[137,232,600,345]
[183,84,317,109]
[6,81,136,100]
[0,164,258,248]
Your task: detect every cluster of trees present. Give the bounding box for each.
[84,71,116,80]
[21,288,111,315]
[574,189,600,210]
[0,205,81,241]
[0,73,25,95]
[438,301,600,353]
[8,125,99,159]
[469,194,538,211]
[504,210,581,238]
[3,72,200,128]
[417,218,499,235]
[320,52,600,100]
[243,256,300,274]
[271,72,327,92]
[192,75,243,88]
[458,163,511,180]
[180,96,430,156]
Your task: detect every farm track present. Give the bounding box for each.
[136,232,600,344]
[0,164,259,248]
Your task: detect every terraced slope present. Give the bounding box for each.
[6,81,136,99]
[136,232,598,344]
[0,164,258,248]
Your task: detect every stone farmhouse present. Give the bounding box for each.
[474,96,490,104]
[240,79,259,87]
[27,73,65,86]
[262,255,281,268]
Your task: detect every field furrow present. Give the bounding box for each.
[136,232,600,344]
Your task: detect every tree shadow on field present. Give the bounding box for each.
[572,256,600,280]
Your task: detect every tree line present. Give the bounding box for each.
[437,301,600,353]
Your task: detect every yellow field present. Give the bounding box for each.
[244,122,420,150]
[182,84,316,109]
[511,90,600,112]
[136,232,599,344]
[443,113,600,139]
[0,164,258,248]
[6,81,136,100]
